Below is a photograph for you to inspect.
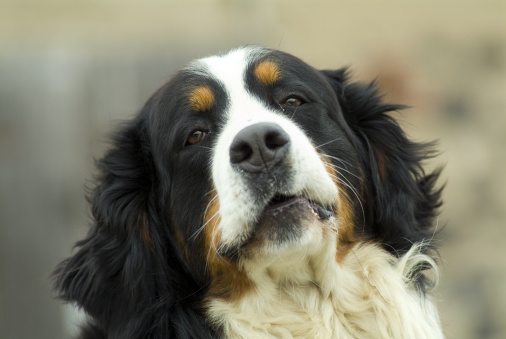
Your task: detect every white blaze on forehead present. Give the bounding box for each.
[196,46,269,122]
[198,47,263,94]
[192,47,339,248]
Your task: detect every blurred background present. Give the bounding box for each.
[1,0,505,338]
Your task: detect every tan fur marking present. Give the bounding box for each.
[203,192,254,301]
[335,180,358,263]
[254,60,281,85]
[189,86,215,112]
[320,155,357,263]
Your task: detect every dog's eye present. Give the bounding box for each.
[282,96,303,108]
[187,130,207,145]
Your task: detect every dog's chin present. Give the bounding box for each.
[219,195,335,258]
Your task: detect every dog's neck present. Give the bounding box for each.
[205,239,444,339]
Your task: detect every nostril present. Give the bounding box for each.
[265,130,289,150]
[230,141,252,164]
[229,122,290,172]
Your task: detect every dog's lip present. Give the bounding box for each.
[265,194,306,211]
[265,194,335,220]
[217,195,336,256]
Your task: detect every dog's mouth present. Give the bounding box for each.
[265,194,335,220]
[229,193,336,253]
[217,194,335,257]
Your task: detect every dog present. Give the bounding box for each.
[53,46,444,338]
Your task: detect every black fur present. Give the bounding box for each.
[323,69,443,254]
[53,112,217,338]
[53,48,442,338]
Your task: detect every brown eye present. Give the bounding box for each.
[187,130,207,145]
[283,97,303,108]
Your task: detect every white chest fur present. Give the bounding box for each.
[206,242,443,339]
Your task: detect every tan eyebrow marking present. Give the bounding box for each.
[254,60,281,85]
[189,86,215,112]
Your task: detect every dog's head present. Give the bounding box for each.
[53,46,441,337]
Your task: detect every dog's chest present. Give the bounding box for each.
[205,243,444,339]
[207,281,349,338]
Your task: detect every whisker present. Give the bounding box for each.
[315,138,343,149]
[191,209,220,240]
[319,153,351,169]
[290,105,300,119]
[202,191,219,216]
[197,146,213,151]
[320,153,355,169]
[192,194,220,240]
[323,159,362,181]
[207,217,225,265]
[204,187,217,198]
[277,30,285,50]
[322,160,361,191]
[325,171,366,232]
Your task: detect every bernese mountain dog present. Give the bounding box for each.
[53,46,444,338]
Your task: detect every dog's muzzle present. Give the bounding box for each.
[228,122,335,222]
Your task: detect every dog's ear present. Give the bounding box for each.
[53,96,216,337]
[322,69,443,255]
[52,111,160,336]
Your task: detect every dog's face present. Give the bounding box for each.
[151,47,360,270]
[54,46,442,338]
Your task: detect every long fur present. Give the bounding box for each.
[207,243,442,338]
[53,115,217,338]
[53,47,443,338]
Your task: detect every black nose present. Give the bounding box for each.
[229,122,290,173]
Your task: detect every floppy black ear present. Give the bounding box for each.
[52,106,215,337]
[52,113,160,337]
[322,69,443,255]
